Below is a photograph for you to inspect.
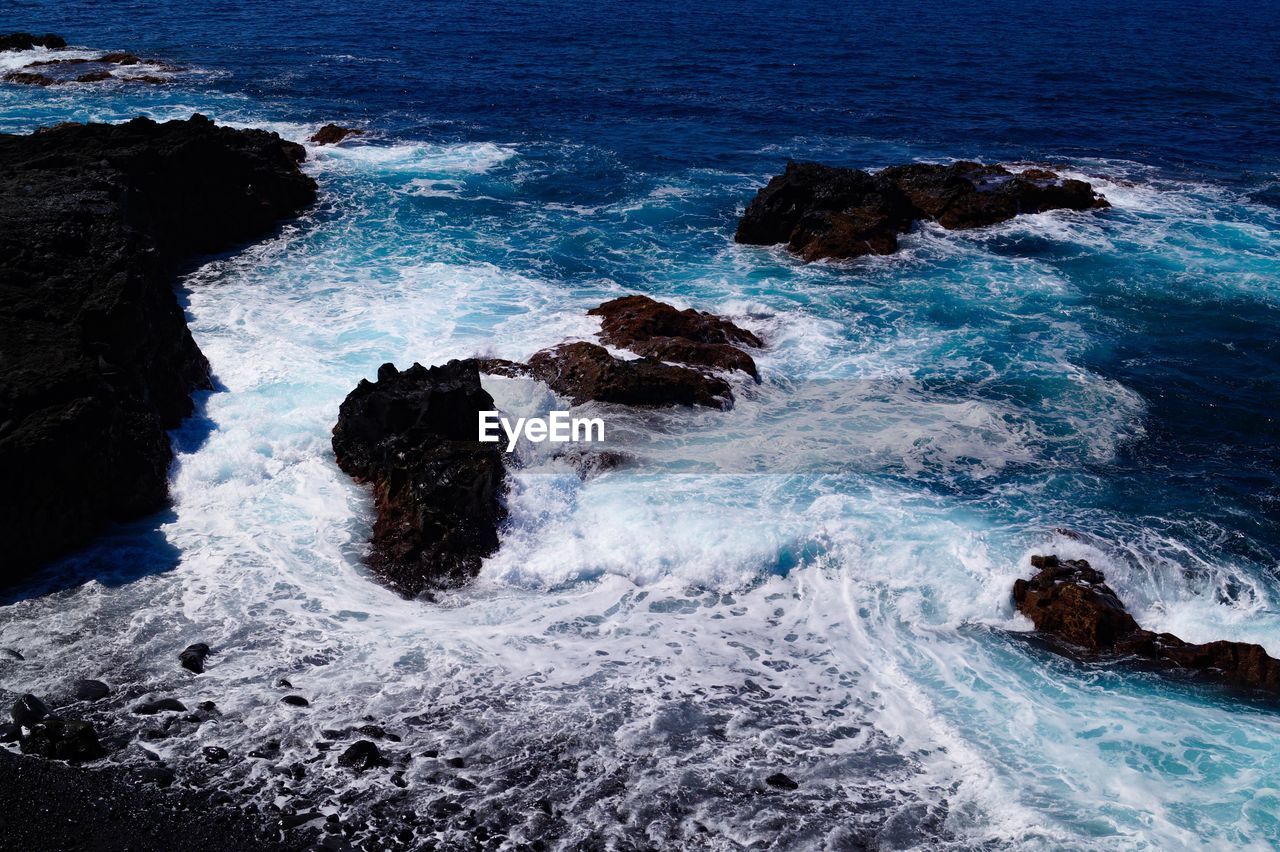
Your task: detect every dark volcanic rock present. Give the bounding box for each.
[202,745,229,764]
[765,772,799,790]
[525,342,733,409]
[0,32,67,51]
[74,679,111,701]
[12,694,51,728]
[19,719,104,762]
[98,52,141,65]
[332,359,507,597]
[281,695,310,707]
[588,294,761,379]
[0,115,316,585]
[133,698,187,715]
[179,642,210,673]
[736,160,1108,262]
[337,740,388,772]
[1014,555,1280,695]
[309,123,364,145]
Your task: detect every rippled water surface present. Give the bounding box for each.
[2,1,1279,848]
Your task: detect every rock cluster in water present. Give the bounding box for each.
[0,33,181,85]
[309,123,364,145]
[1014,555,1280,695]
[480,295,761,410]
[0,115,316,584]
[736,160,1109,261]
[332,360,508,597]
[333,297,760,594]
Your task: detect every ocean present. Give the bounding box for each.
[2,1,1279,848]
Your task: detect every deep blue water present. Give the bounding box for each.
[2,2,1280,848]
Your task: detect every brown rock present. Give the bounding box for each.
[98,52,140,65]
[309,124,363,145]
[588,295,761,378]
[1014,555,1280,695]
[526,342,733,409]
[737,160,1109,262]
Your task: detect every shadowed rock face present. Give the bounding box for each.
[332,360,507,597]
[0,115,316,585]
[736,160,1109,261]
[1014,555,1280,696]
[588,294,762,379]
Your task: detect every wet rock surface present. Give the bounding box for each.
[1014,555,1280,695]
[525,341,734,409]
[736,160,1108,261]
[589,294,762,378]
[0,750,304,850]
[0,115,316,585]
[179,642,211,673]
[309,123,363,145]
[332,359,507,597]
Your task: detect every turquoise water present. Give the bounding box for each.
[1,5,1279,848]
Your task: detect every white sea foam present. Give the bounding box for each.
[1,88,1278,847]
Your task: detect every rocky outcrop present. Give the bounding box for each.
[524,342,733,409]
[588,294,762,379]
[736,160,1109,261]
[0,115,316,585]
[1014,555,1280,695]
[309,124,364,145]
[478,295,758,409]
[0,32,66,51]
[332,360,507,597]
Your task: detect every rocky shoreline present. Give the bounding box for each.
[0,114,316,586]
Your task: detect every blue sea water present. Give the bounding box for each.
[1,1,1279,848]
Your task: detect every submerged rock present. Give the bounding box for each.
[180,643,211,673]
[1014,555,1280,695]
[765,772,799,790]
[525,342,733,409]
[19,719,104,762]
[336,740,388,772]
[309,123,363,145]
[0,115,316,585]
[202,746,230,764]
[74,679,111,701]
[0,32,66,51]
[332,359,507,597]
[736,160,1108,262]
[281,695,310,707]
[133,698,187,716]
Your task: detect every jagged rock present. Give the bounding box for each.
[588,295,761,378]
[736,160,1108,262]
[0,33,66,51]
[19,719,104,762]
[525,342,733,409]
[74,680,110,701]
[332,359,506,597]
[133,698,187,715]
[12,694,51,728]
[0,115,316,586]
[336,740,387,772]
[309,124,364,145]
[765,772,799,790]
[1014,555,1280,695]
[180,643,210,673]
